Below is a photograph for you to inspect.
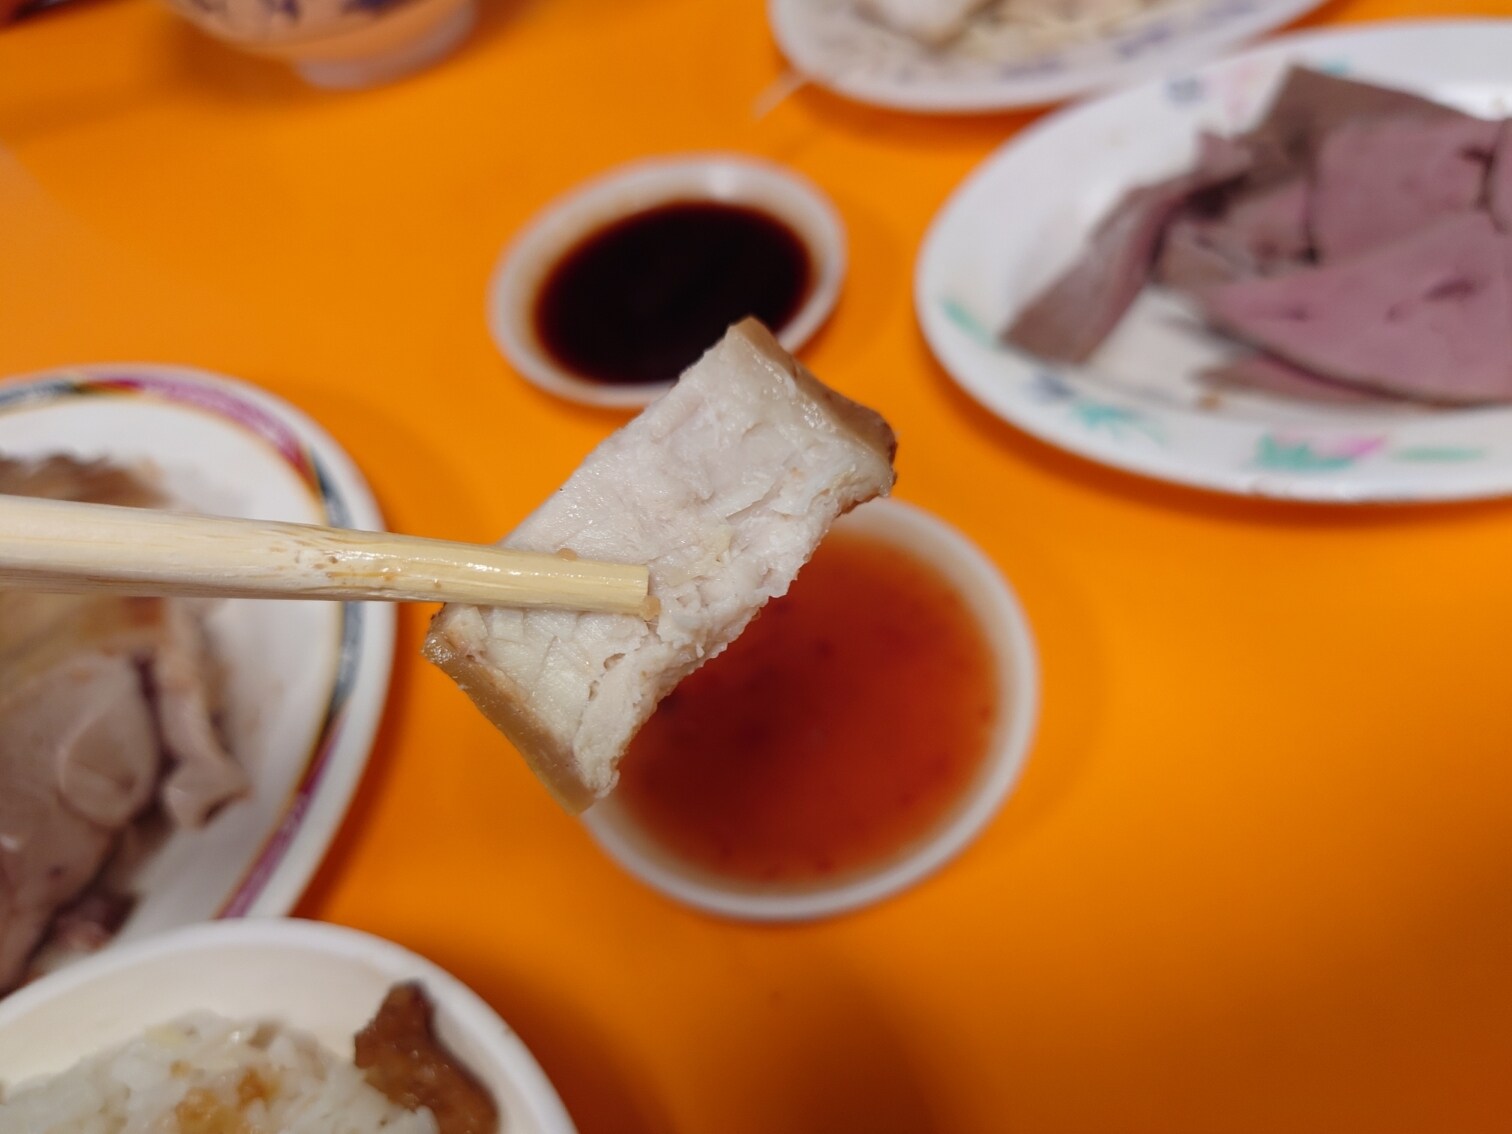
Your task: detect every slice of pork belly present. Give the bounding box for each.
[424,320,897,812]
[1003,133,1251,363]
[1157,176,1312,292]
[1203,212,1512,404]
[1311,113,1498,262]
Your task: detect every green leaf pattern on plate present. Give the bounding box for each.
[942,299,1489,472]
[1068,400,1164,442]
[941,296,998,348]
[939,299,1168,446]
[1254,434,1384,471]
[1029,371,1163,444]
[1256,435,1488,472]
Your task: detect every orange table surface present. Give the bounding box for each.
[5,0,1512,1129]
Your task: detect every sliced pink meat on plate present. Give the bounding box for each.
[1203,212,1512,405]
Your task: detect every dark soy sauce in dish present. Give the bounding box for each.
[532,200,813,387]
[615,530,1001,887]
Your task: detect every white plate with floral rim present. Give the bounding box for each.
[0,365,395,986]
[768,0,1325,113]
[917,20,1512,503]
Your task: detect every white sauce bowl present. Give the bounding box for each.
[581,497,1040,922]
[488,154,847,408]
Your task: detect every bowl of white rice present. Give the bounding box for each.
[0,919,576,1134]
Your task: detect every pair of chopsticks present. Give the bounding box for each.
[0,495,652,618]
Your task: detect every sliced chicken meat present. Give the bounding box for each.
[0,653,160,988]
[152,601,244,828]
[0,455,245,990]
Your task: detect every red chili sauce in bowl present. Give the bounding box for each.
[613,528,1001,887]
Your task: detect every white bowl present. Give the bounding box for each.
[580,497,1040,922]
[0,919,577,1134]
[161,0,476,89]
[487,154,847,408]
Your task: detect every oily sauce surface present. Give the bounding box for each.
[616,531,1000,886]
[533,200,812,386]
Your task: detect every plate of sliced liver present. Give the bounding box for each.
[918,20,1512,502]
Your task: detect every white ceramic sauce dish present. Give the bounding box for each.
[581,497,1039,922]
[488,154,846,408]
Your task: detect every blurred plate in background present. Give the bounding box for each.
[769,0,1325,112]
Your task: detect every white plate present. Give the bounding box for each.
[918,20,1512,503]
[0,919,577,1133]
[769,0,1324,113]
[0,365,395,972]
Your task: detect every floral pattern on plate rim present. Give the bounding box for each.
[938,297,1494,473]
[0,369,365,919]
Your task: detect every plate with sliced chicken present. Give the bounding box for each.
[918,20,1512,501]
[0,365,394,994]
[768,0,1325,112]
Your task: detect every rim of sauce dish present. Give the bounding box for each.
[487,154,847,408]
[580,497,1040,923]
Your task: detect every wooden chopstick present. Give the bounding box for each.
[0,495,653,618]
